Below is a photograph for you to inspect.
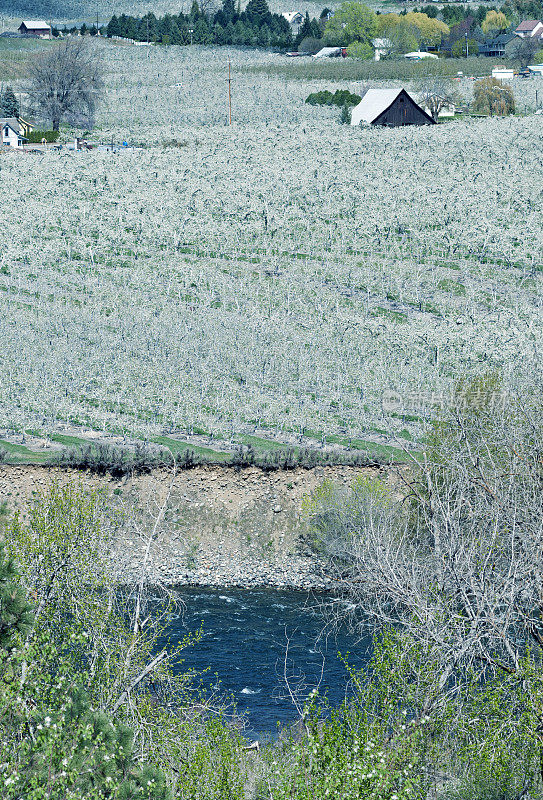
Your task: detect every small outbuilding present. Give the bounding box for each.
[350,88,435,127]
[18,21,51,38]
[404,51,439,60]
[313,46,344,58]
[491,65,515,79]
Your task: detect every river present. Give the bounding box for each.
[157,587,370,737]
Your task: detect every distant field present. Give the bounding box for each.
[0,42,541,458]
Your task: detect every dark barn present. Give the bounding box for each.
[350,88,435,127]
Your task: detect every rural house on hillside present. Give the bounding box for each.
[282,12,304,27]
[479,33,517,57]
[514,20,543,38]
[350,88,435,127]
[0,118,27,147]
[18,21,52,38]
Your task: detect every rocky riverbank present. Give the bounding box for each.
[0,463,382,589]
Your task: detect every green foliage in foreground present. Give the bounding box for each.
[0,484,247,799]
[3,385,543,800]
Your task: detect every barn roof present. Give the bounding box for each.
[350,88,435,126]
[20,20,51,29]
[350,89,404,125]
[282,12,303,23]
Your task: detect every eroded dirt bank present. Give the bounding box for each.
[0,463,381,588]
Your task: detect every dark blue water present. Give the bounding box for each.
[159,588,370,736]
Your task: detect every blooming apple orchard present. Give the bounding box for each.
[0,42,541,449]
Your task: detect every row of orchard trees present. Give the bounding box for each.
[106,0,293,49]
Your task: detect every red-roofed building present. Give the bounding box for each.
[514,20,543,38]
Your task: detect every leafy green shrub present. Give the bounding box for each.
[345,40,373,59]
[305,89,334,105]
[305,88,361,107]
[26,130,60,143]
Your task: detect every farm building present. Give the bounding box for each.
[479,33,517,58]
[350,89,435,127]
[18,21,51,38]
[404,51,438,60]
[372,37,391,61]
[0,118,27,147]
[492,65,515,79]
[313,46,345,58]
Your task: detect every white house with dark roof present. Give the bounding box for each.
[0,119,27,147]
[514,20,543,38]
[18,21,52,38]
[282,12,304,27]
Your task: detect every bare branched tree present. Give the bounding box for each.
[416,77,460,121]
[306,376,543,764]
[27,38,103,131]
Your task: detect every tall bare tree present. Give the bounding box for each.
[416,76,460,121]
[305,376,543,773]
[27,38,103,131]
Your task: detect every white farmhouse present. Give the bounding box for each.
[372,37,391,61]
[514,20,543,38]
[0,118,27,148]
[282,12,304,27]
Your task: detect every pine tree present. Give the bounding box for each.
[245,0,270,22]
[0,87,20,119]
[0,545,33,647]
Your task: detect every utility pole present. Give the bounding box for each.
[227,58,232,124]
[465,31,468,58]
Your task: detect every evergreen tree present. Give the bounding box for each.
[0,545,33,647]
[245,0,271,23]
[257,22,271,45]
[0,87,20,119]
[193,17,212,43]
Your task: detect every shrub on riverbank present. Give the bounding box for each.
[55,441,389,476]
